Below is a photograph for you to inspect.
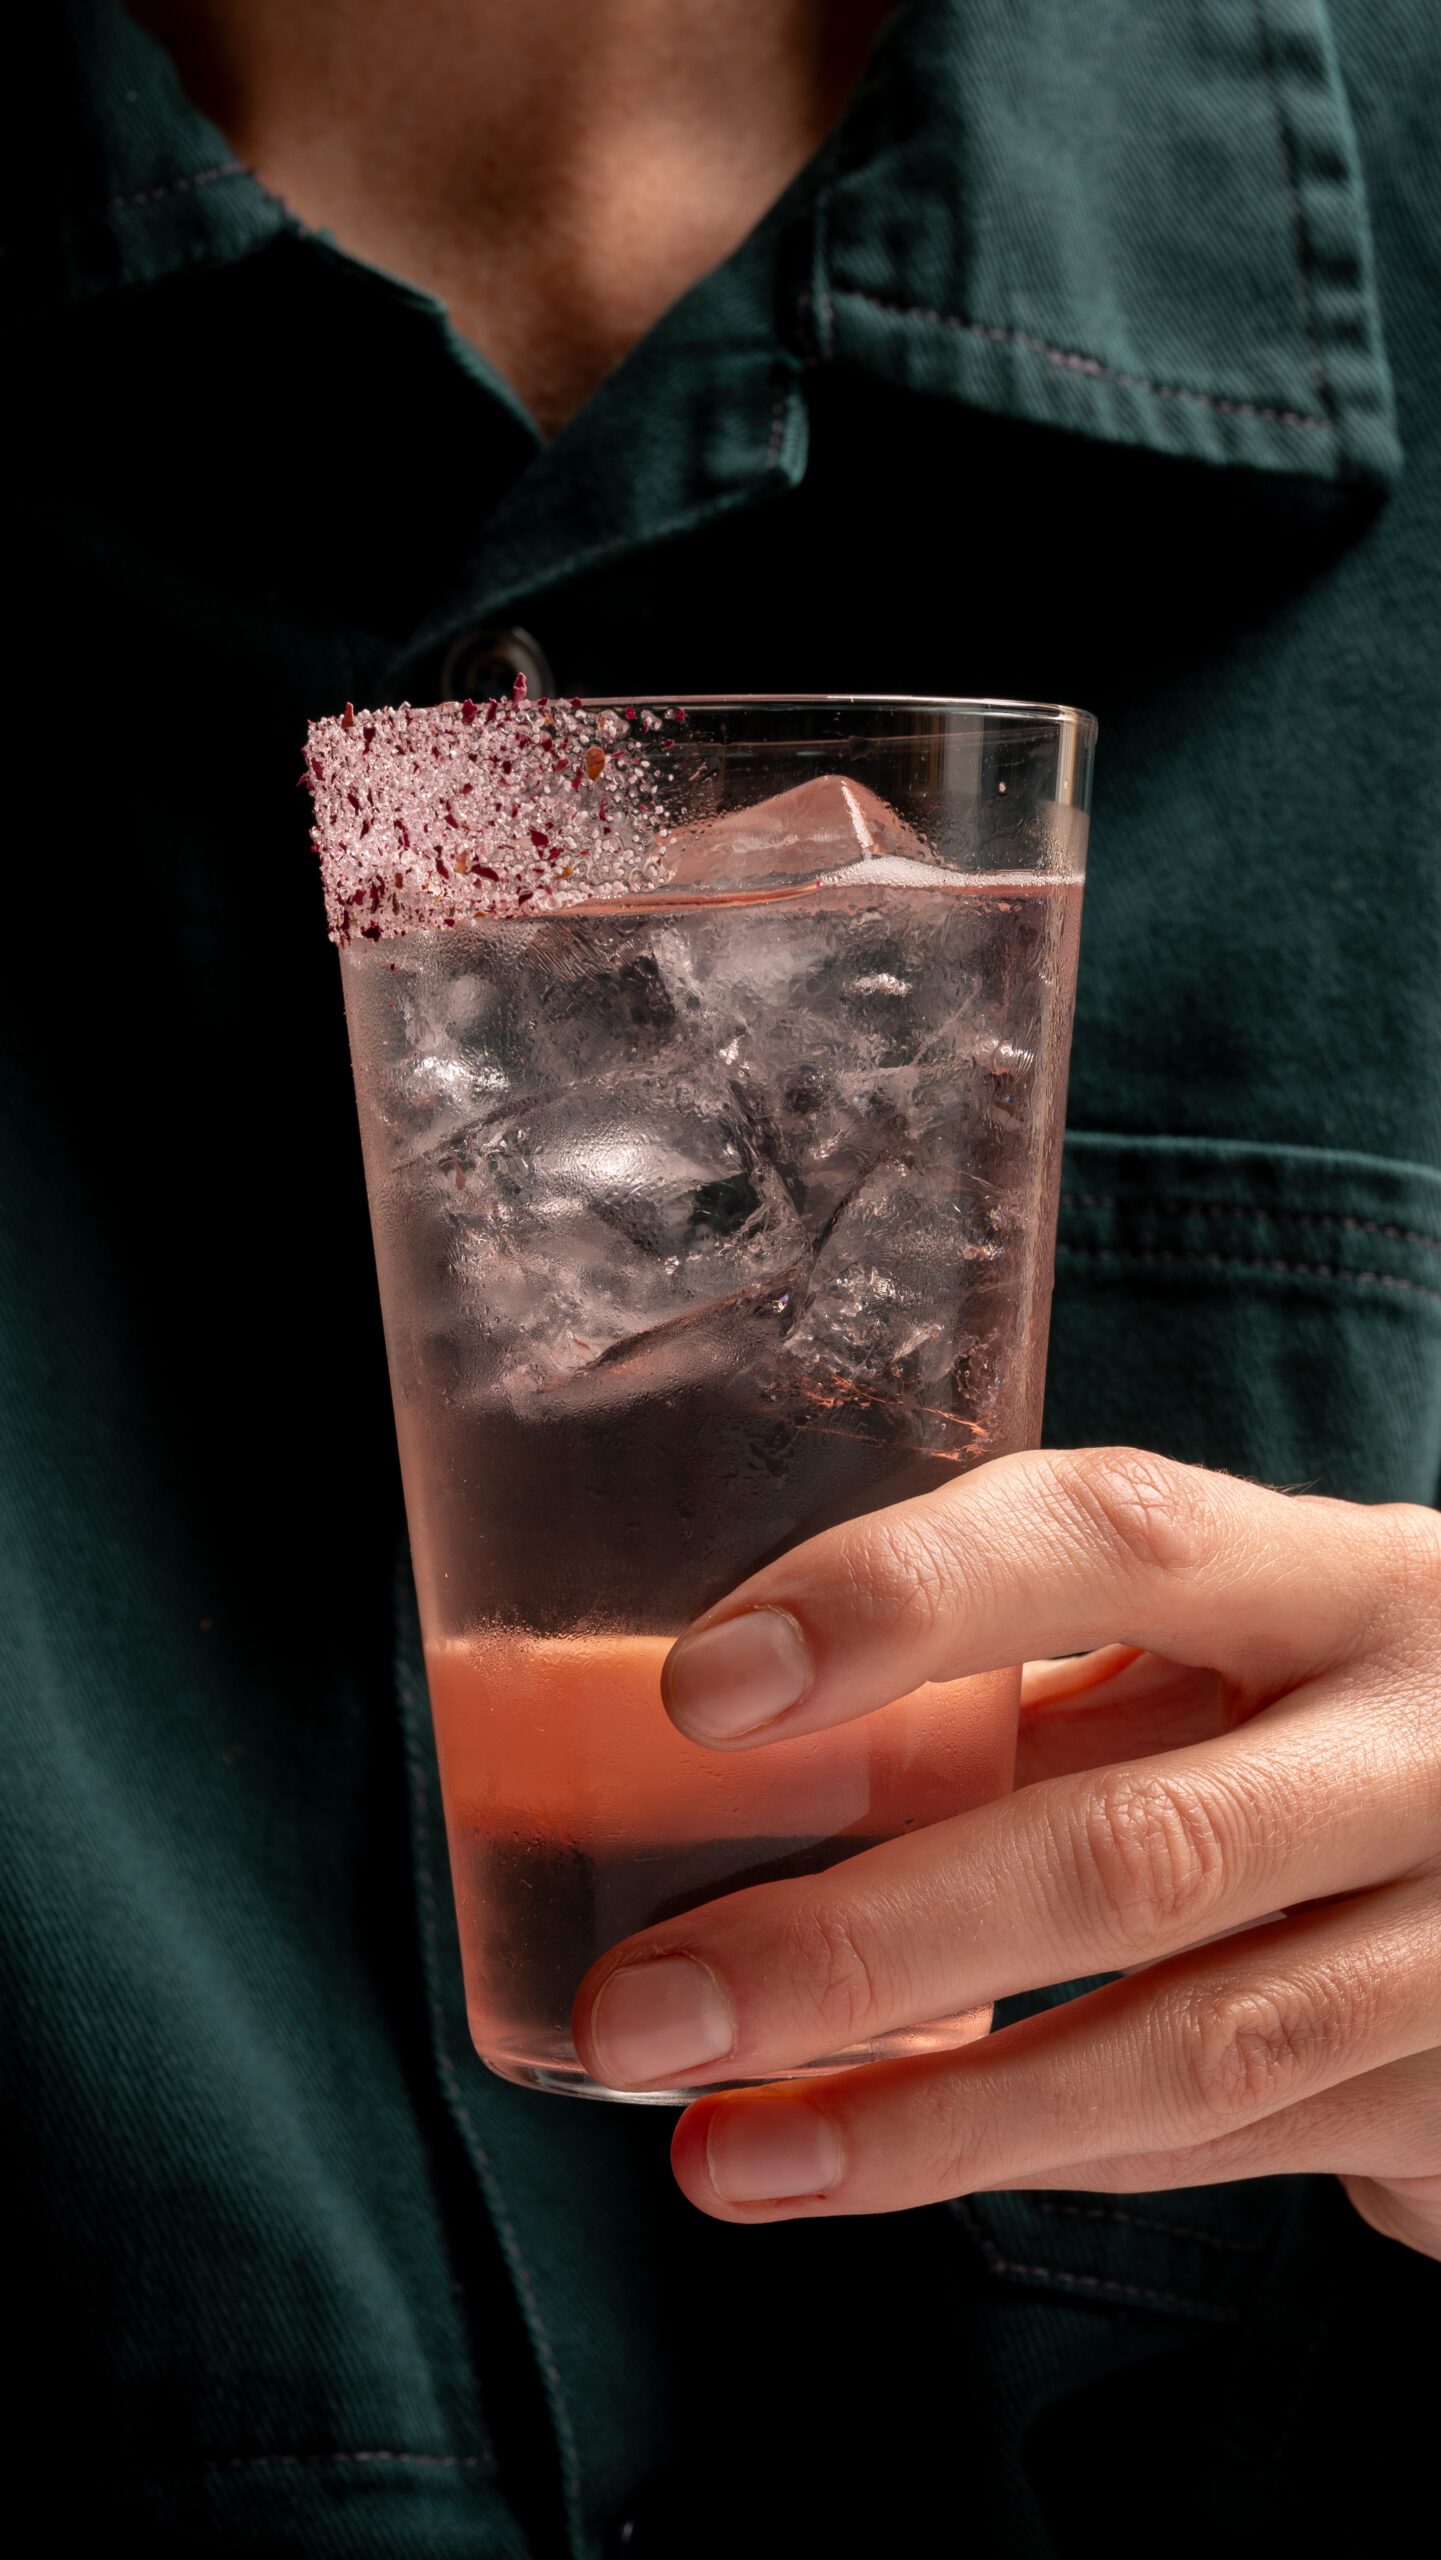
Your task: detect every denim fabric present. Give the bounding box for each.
[1050,1136,1441,1502]
[5,1,1439,2550]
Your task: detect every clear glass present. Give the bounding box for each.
[339,696,1094,2099]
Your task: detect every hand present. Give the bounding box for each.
[570,1448,1441,2256]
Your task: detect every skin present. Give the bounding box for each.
[130,0,899,436]
[564,1450,1441,2258]
[133,5,1441,2259]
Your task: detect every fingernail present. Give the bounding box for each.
[664,1609,810,1740]
[706,2099,843,2203]
[590,1956,734,2086]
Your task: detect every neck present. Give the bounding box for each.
[130,0,899,434]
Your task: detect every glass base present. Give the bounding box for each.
[479,2007,992,2104]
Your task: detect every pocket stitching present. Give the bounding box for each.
[1028,2198,1267,2257]
[1056,1245,1441,1307]
[1062,1194,1441,1256]
[951,2201,1240,2323]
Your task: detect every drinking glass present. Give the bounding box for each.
[321,695,1094,2099]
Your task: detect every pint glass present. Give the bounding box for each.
[311,695,1093,2098]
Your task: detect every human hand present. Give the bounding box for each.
[570,1449,1441,2257]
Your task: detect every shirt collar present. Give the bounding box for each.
[815,0,1397,492]
[33,1,1399,658]
[409,0,1400,662]
[19,0,292,303]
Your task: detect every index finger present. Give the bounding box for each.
[660,1446,1412,1748]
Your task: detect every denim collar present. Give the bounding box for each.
[27,0,1399,654]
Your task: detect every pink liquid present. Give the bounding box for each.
[343,870,1081,2096]
[429,1630,1016,2094]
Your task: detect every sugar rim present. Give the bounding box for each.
[306,687,688,941]
[306,687,1090,943]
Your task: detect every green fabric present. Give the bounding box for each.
[1052,1135,1441,1500]
[17,0,290,297]
[6,1,1440,2552]
[813,0,1398,483]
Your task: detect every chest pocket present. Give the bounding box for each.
[956,2172,1289,2325]
[1043,1132,1441,1505]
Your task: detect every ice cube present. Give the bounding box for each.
[664,775,938,889]
[783,1157,1011,1425]
[535,1272,800,1413]
[520,915,680,1086]
[652,882,966,1101]
[380,1043,510,1147]
[815,852,955,888]
[772,1064,940,1230]
[355,956,518,1156]
[652,886,1004,1242]
[362,918,695,1161]
[438,1073,805,1390]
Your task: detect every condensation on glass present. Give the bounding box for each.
[339,698,1095,2098]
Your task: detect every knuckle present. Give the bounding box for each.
[1066,1768,1230,1949]
[858,1511,960,1648]
[1049,1447,1216,1579]
[782,1899,891,2047]
[922,2075,991,2200]
[1179,1975,1349,2123]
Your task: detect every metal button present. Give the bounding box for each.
[440,625,555,702]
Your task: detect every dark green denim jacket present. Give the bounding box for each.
[5,3,1439,2551]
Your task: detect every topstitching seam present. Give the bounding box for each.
[395,1623,587,2551]
[102,162,248,216]
[1250,0,1335,421]
[218,2453,486,2473]
[1031,2198,1266,2257]
[1060,1196,1441,1256]
[763,376,792,471]
[1055,1245,1441,1307]
[954,2207,1236,2321]
[832,292,1331,432]
[980,2251,1235,2319]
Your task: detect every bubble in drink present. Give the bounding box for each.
[313,696,1090,2097]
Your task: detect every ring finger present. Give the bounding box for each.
[666,1873,1441,2221]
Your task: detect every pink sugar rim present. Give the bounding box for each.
[305,683,687,942]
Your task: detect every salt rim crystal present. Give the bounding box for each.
[305,686,685,942]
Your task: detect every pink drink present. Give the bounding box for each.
[428,1633,1015,2087]
[339,858,1084,2094]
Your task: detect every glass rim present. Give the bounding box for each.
[310,690,1094,948]
[572,692,1098,740]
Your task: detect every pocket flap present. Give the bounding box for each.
[1046,1133,1441,1503]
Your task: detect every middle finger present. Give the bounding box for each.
[573,1677,1437,2093]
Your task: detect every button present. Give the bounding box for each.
[439,625,555,702]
